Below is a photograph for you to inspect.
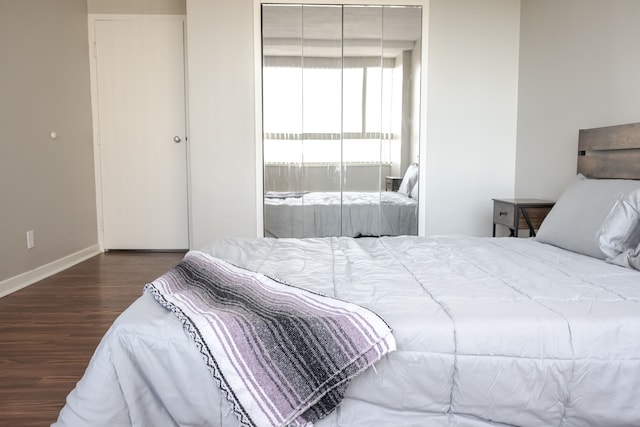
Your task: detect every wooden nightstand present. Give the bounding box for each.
[385,176,403,192]
[492,199,555,237]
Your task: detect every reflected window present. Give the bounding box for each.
[263,64,397,164]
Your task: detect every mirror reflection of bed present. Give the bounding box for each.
[261,4,422,238]
[264,163,419,237]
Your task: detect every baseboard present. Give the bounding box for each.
[0,244,102,299]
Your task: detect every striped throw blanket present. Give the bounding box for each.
[144,251,396,427]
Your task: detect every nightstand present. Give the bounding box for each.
[385,176,403,192]
[492,199,555,237]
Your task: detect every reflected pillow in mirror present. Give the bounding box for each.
[398,163,419,196]
[536,174,640,259]
[410,181,419,200]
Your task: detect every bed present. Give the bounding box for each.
[264,164,419,238]
[54,123,640,427]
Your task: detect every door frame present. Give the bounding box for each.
[88,14,191,250]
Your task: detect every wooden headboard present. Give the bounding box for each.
[578,122,640,179]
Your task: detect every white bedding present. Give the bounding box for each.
[264,191,418,237]
[55,235,640,427]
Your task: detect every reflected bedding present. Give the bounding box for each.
[264,191,418,237]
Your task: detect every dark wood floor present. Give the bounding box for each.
[0,251,185,427]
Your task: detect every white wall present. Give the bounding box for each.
[187,0,258,248]
[516,0,640,200]
[186,0,521,243]
[424,0,521,235]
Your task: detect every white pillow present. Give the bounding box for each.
[629,242,640,271]
[398,163,419,196]
[536,174,640,259]
[607,241,640,271]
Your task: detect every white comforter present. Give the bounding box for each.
[264,191,418,237]
[55,236,640,427]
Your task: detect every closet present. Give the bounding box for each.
[261,4,422,238]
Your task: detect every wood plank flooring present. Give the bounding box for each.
[0,251,185,427]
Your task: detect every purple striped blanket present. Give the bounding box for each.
[144,251,396,427]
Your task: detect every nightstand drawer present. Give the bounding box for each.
[494,204,553,229]
[493,201,516,228]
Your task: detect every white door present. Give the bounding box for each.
[93,18,189,250]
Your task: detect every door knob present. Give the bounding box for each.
[173,136,182,143]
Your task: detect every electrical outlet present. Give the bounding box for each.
[26,230,35,250]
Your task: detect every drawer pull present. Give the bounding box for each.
[499,211,507,216]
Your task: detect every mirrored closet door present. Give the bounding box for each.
[262,4,422,238]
